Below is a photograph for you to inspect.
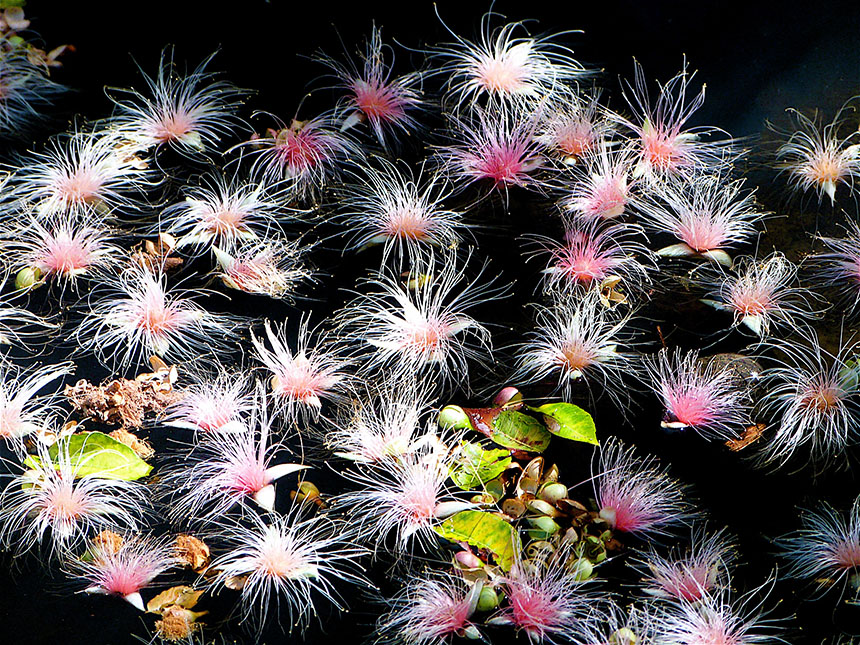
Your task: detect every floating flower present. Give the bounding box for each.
[108,48,244,154]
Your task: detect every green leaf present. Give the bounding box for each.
[839,356,860,391]
[529,403,598,446]
[434,510,520,571]
[25,432,153,481]
[489,410,551,452]
[450,442,511,490]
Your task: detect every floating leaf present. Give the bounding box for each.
[146,586,204,613]
[434,510,520,571]
[488,410,551,452]
[450,442,511,490]
[839,356,860,390]
[25,432,153,481]
[529,403,598,446]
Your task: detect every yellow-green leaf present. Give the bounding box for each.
[25,432,153,481]
[450,442,511,490]
[433,510,520,571]
[529,403,598,446]
[490,410,551,452]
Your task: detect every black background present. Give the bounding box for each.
[2,1,860,643]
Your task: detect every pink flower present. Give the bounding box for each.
[160,172,292,253]
[377,572,482,644]
[513,291,639,408]
[777,496,860,599]
[159,404,306,526]
[702,253,818,338]
[327,384,429,463]
[337,251,501,391]
[161,365,254,434]
[774,102,860,204]
[0,361,71,447]
[243,115,359,200]
[338,443,470,552]
[560,142,635,222]
[108,48,244,154]
[206,508,365,632]
[74,262,243,371]
[435,12,587,109]
[212,239,308,300]
[536,89,611,162]
[653,582,783,645]
[437,104,545,193]
[758,328,860,467]
[13,130,149,217]
[532,220,653,295]
[811,219,860,316]
[14,214,120,286]
[489,550,593,644]
[66,533,176,611]
[635,526,736,602]
[594,437,692,540]
[251,317,352,419]
[0,437,149,557]
[615,59,737,180]
[321,26,423,145]
[645,348,749,439]
[635,172,762,266]
[338,159,465,263]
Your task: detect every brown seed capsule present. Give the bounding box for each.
[154,605,207,642]
[109,428,155,459]
[92,529,124,555]
[538,482,568,505]
[556,498,590,518]
[174,534,211,572]
[526,499,559,517]
[502,498,526,518]
[523,457,544,482]
[542,463,560,483]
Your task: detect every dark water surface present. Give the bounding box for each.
[2,1,860,643]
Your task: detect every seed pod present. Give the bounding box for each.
[527,516,560,540]
[476,586,501,612]
[502,498,526,518]
[567,557,594,581]
[538,482,568,505]
[526,498,559,517]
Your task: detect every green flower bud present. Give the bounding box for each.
[476,586,500,612]
[526,516,560,540]
[438,405,473,431]
[567,557,593,581]
[15,266,43,291]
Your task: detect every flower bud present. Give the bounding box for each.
[476,586,500,612]
[455,550,483,569]
[567,557,593,581]
[527,516,560,540]
[526,498,559,517]
[438,405,473,431]
[538,482,568,505]
[492,386,522,408]
[15,266,43,291]
[610,627,638,645]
